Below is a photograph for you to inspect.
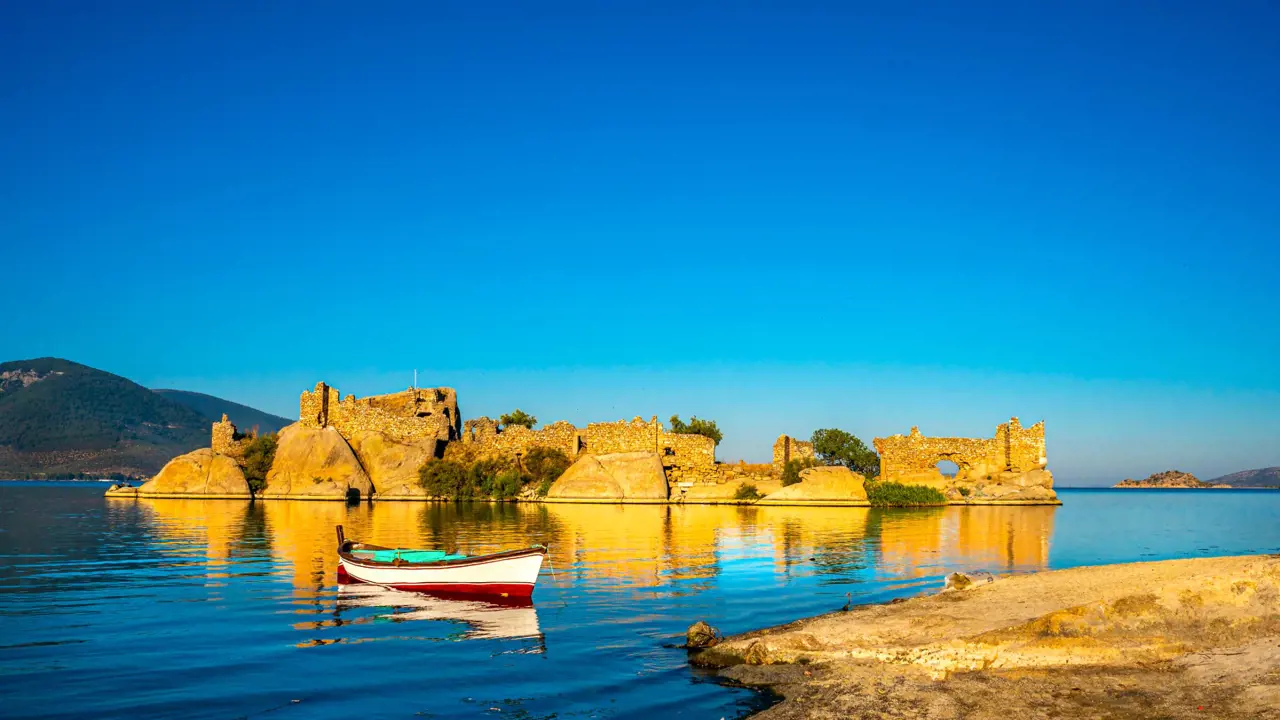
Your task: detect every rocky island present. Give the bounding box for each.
[691,554,1280,719]
[1114,470,1229,489]
[107,381,1061,506]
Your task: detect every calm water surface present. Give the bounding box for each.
[2,484,1278,719]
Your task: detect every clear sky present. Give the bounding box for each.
[2,1,1277,484]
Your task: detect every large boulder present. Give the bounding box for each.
[346,430,437,500]
[107,448,250,497]
[263,424,373,500]
[951,469,1059,504]
[546,452,668,501]
[760,466,868,504]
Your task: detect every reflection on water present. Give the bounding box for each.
[4,485,1277,720]
[123,498,1057,595]
[336,584,543,644]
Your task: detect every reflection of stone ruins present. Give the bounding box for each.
[109,380,1057,505]
[873,418,1057,504]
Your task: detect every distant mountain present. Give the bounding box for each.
[153,389,291,434]
[1207,467,1280,489]
[0,358,288,478]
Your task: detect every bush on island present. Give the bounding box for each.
[669,415,724,445]
[524,447,571,496]
[810,428,880,477]
[780,457,819,486]
[418,459,473,499]
[865,481,946,507]
[418,448,570,500]
[241,433,277,494]
[734,482,762,501]
[499,409,537,429]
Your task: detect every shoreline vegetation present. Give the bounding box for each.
[689,554,1280,719]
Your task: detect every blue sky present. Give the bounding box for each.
[2,1,1277,484]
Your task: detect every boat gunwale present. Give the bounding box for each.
[337,538,547,570]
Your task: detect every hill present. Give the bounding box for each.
[0,358,286,478]
[1207,467,1280,488]
[1113,470,1218,489]
[153,389,291,434]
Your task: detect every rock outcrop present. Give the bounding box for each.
[347,430,438,500]
[1114,470,1219,488]
[263,423,374,501]
[693,554,1280,720]
[759,466,868,504]
[947,467,1059,503]
[106,448,250,498]
[546,452,669,501]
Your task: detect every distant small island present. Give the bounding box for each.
[1114,470,1228,489]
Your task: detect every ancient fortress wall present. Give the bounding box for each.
[299,382,457,445]
[771,435,815,472]
[874,418,1047,481]
[461,414,719,484]
[210,414,250,460]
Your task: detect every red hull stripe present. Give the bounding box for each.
[377,582,534,597]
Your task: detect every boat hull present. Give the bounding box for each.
[338,550,545,598]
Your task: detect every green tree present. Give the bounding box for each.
[524,446,571,495]
[500,409,537,429]
[241,433,278,494]
[781,458,817,486]
[733,482,762,501]
[669,415,723,445]
[810,428,880,477]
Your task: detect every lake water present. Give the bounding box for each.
[2,484,1278,719]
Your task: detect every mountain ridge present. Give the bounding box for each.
[0,358,290,477]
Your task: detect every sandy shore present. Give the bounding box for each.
[692,554,1280,719]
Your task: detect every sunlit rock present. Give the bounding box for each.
[546,452,669,501]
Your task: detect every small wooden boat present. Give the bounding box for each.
[335,526,547,598]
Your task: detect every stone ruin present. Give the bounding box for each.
[459,414,718,486]
[873,418,1056,502]
[771,434,815,473]
[299,381,459,445]
[190,380,1056,504]
[210,413,253,459]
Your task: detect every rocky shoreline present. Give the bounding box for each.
[689,555,1280,719]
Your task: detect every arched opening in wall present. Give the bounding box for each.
[936,460,960,479]
[345,487,361,505]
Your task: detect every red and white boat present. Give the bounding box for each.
[335,525,546,598]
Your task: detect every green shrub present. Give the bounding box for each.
[524,446,571,492]
[241,433,277,494]
[734,482,762,501]
[418,459,473,499]
[418,455,540,500]
[669,415,723,445]
[810,428,880,477]
[488,469,529,499]
[865,481,947,507]
[958,486,971,497]
[780,457,819,486]
[500,409,537,429]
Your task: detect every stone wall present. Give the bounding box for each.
[210,414,250,460]
[460,417,581,459]
[771,434,815,473]
[874,417,1048,483]
[299,382,458,445]
[461,414,719,488]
